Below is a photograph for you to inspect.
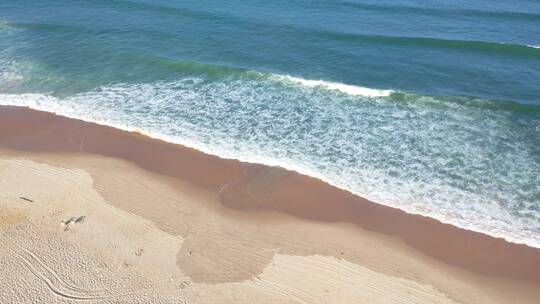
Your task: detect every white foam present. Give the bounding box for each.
[273,75,393,97]
[526,44,540,49]
[0,22,29,86]
[1,82,538,249]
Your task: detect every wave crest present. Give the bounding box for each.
[273,75,393,97]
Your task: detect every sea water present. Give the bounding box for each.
[0,0,539,247]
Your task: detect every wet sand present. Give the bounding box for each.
[1,106,539,303]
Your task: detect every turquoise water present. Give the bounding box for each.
[0,0,539,247]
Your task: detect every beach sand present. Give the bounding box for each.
[0,106,539,303]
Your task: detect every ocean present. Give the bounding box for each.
[0,0,539,247]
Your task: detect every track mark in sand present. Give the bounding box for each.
[7,241,158,301]
[247,255,458,304]
[9,239,232,302]
[19,196,34,203]
[218,163,252,201]
[218,164,289,209]
[63,127,86,153]
[250,276,316,304]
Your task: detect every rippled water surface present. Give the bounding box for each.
[0,0,539,247]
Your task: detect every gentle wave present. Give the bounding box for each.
[337,1,540,22]
[272,75,393,97]
[6,17,539,61]
[1,77,538,248]
[321,31,540,58]
[106,0,232,21]
[105,0,540,24]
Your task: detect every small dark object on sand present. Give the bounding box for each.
[62,216,85,232]
[63,217,77,226]
[62,217,76,232]
[19,196,34,203]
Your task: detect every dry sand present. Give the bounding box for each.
[0,106,539,303]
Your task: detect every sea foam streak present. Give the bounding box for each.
[274,75,394,97]
[0,76,539,249]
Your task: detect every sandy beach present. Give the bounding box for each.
[0,106,539,303]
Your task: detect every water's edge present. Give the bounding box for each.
[1,100,538,250]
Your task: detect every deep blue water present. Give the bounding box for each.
[0,0,539,246]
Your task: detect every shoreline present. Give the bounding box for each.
[1,105,540,302]
[1,100,537,249]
